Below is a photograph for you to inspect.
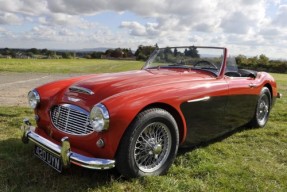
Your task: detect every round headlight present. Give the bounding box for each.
[90,103,110,132]
[28,90,40,109]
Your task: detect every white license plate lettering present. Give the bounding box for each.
[34,145,62,172]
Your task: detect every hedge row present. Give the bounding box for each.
[236,55,287,73]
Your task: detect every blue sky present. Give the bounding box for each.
[0,0,287,58]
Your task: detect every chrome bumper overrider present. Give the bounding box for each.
[277,92,282,98]
[21,119,115,170]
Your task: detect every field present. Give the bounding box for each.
[0,59,143,73]
[0,59,286,191]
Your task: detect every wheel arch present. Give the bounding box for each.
[264,83,273,102]
[264,83,272,96]
[139,102,186,144]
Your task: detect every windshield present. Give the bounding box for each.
[144,46,226,76]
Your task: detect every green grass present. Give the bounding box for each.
[0,70,287,191]
[0,59,143,73]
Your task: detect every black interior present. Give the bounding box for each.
[225,69,257,78]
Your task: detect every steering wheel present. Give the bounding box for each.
[194,60,218,70]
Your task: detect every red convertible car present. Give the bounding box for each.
[22,46,281,178]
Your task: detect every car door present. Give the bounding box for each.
[223,54,262,129]
[224,75,259,129]
[180,79,229,145]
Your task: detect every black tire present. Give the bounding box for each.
[116,108,179,178]
[249,87,271,128]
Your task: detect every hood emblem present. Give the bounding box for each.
[67,97,81,102]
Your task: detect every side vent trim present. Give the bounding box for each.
[69,86,94,95]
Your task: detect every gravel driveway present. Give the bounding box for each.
[0,72,82,106]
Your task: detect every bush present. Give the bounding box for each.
[236,55,287,73]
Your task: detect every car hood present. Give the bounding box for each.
[66,69,214,102]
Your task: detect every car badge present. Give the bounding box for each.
[55,111,60,119]
[67,97,81,102]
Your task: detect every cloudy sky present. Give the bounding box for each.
[0,0,287,58]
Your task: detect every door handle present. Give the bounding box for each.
[249,83,257,88]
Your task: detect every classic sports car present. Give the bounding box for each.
[22,46,281,178]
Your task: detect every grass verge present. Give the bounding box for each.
[0,59,143,73]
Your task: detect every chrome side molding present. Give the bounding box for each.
[187,96,210,103]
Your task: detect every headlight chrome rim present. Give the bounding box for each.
[90,103,110,132]
[28,90,40,109]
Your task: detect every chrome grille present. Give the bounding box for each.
[50,104,94,135]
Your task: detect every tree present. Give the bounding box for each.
[164,47,172,55]
[105,49,114,57]
[41,49,48,55]
[173,48,178,57]
[62,52,72,59]
[235,54,248,66]
[190,47,199,58]
[26,52,34,58]
[91,52,103,59]
[134,45,143,57]
[46,50,56,58]
[258,54,269,65]
[3,48,11,56]
[135,45,157,61]
[110,48,123,58]
[122,48,133,58]
[184,49,188,56]
[249,56,258,65]
[29,48,39,55]
[184,47,199,58]
[85,54,92,59]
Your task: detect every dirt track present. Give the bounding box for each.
[0,72,81,106]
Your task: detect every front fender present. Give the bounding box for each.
[101,87,187,157]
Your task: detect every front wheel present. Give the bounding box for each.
[249,87,271,128]
[116,108,179,178]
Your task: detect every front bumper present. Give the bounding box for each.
[21,119,115,170]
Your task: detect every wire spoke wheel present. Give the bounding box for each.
[116,108,178,178]
[257,94,269,124]
[249,87,271,128]
[134,122,172,172]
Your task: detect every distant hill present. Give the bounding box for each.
[53,48,111,53]
[77,48,110,52]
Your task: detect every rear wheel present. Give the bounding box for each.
[116,108,179,178]
[249,87,271,128]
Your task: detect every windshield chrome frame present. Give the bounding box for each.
[143,46,227,78]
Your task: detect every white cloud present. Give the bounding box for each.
[45,13,97,29]
[0,0,286,58]
[0,13,23,24]
[120,21,160,37]
[220,12,254,34]
[273,5,287,27]
[0,0,47,16]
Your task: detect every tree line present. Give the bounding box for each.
[0,45,158,60]
[0,48,76,59]
[235,54,287,73]
[0,46,286,73]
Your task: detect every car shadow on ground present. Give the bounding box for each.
[177,125,253,155]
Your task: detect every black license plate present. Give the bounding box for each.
[34,145,62,172]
